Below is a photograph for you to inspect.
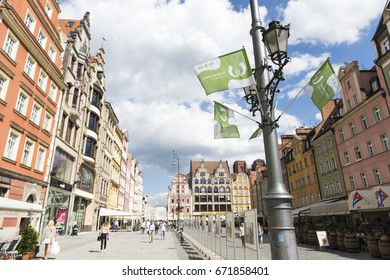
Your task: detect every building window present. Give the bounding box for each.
[360,114,368,130]
[335,179,342,193]
[37,70,48,91]
[367,140,375,157]
[24,11,36,33]
[30,103,42,125]
[44,2,53,18]
[354,147,362,161]
[324,184,329,196]
[78,165,95,193]
[84,137,97,158]
[349,176,356,191]
[15,91,28,115]
[339,128,345,142]
[373,168,382,185]
[76,63,83,79]
[65,120,74,144]
[48,45,56,62]
[372,79,379,92]
[35,146,46,172]
[72,88,79,108]
[0,73,10,101]
[347,99,352,109]
[349,122,356,137]
[21,140,34,167]
[52,149,73,183]
[48,83,57,101]
[382,38,390,54]
[43,113,52,132]
[344,151,350,165]
[380,133,390,151]
[88,112,99,133]
[4,131,20,160]
[24,55,36,78]
[373,105,382,122]
[360,173,368,188]
[330,156,337,170]
[37,30,47,49]
[3,31,18,59]
[346,80,351,89]
[353,94,360,105]
[66,21,75,27]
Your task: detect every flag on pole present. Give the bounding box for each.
[193,48,255,95]
[304,58,341,110]
[214,101,240,139]
[249,127,262,141]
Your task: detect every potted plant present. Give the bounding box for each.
[366,224,384,258]
[326,222,338,250]
[17,226,39,260]
[343,224,360,253]
[379,225,390,259]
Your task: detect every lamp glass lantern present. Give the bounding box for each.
[262,21,290,66]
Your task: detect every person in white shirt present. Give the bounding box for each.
[148,221,155,243]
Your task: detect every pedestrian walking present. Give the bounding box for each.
[258,223,264,249]
[148,221,155,243]
[160,221,166,240]
[239,223,245,247]
[99,221,110,253]
[41,219,57,260]
[141,220,146,234]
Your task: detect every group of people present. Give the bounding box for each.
[239,222,264,249]
[139,220,168,242]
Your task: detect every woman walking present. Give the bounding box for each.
[41,220,56,260]
[99,221,110,253]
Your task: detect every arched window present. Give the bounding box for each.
[194,179,199,184]
[214,186,219,193]
[208,179,212,184]
[200,186,206,193]
[219,187,225,193]
[219,178,224,184]
[194,187,199,193]
[226,187,231,193]
[226,179,230,184]
[207,187,212,193]
[200,178,206,184]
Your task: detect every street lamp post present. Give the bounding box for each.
[246,0,298,259]
[172,150,181,231]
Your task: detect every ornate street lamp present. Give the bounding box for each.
[246,0,298,259]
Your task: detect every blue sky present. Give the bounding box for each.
[58,0,388,206]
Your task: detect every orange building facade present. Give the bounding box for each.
[0,0,65,239]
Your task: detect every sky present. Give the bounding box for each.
[58,0,388,206]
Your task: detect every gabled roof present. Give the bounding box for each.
[190,160,230,178]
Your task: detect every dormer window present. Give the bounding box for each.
[371,79,379,92]
[381,38,390,55]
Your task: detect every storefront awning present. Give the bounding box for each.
[99,208,134,217]
[310,199,349,216]
[348,186,390,211]
[292,205,311,217]
[0,197,43,217]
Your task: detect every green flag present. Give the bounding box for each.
[304,58,341,110]
[193,48,255,95]
[214,101,240,139]
[249,127,262,141]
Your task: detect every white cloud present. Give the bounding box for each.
[282,0,386,46]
